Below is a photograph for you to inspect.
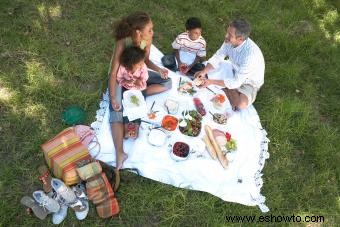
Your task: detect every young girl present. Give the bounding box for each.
[116,46,147,141]
[117,46,148,91]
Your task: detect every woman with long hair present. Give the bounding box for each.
[109,11,172,171]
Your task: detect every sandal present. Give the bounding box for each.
[98,160,116,189]
[113,169,120,192]
[38,165,52,193]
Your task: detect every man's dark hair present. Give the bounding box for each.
[185,17,202,30]
[120,46,145,71]
[229,19,251,39]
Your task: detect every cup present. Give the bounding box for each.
[164,99,179,114]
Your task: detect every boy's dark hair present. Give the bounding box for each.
[120,46,145,71]
[228,19,251,39]
[185,17,202,30]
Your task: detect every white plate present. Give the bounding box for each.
[148,128,168,147]
[122,90,148,121]
[123,90,145,108]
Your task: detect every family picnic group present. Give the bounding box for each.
[109,11,265,174]
[21,11,265,224]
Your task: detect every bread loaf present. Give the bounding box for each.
[202,135,217,159]
[205,125,229,168]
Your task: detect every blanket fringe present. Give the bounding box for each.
[252,126,270,212]
[91,89,110,134]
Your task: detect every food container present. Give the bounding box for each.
[161,115,178,131]
[193,98,206,116]
[147,128,168,147]
[211,113,227,125]
[170,141,190,161]
[164,99,179,114]
[211,94,226,109]
[178,110,202,137]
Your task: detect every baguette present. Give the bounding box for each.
[205,125,229,168]
[202,135,217,159]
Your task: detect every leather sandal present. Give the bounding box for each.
[38,165,52,193]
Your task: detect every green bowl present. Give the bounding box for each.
[62,105,86,125]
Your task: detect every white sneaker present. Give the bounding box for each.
[72,184,89,220]
[51,178,87,212]
[52,204,68,224]
[32,190,60,213]
[51,178,76,203]
[75,200,89,220]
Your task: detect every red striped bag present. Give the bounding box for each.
[41,127,91,185]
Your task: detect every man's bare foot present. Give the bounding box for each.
[116,152,128,170]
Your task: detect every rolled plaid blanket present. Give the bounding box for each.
[85,172,119,217]
[76,161,102,181]
[96,173,119,218]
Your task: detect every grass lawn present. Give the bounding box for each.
[0,0,339,226]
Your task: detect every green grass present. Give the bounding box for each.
[1,0,339,226]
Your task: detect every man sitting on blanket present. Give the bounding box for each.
[195,18,265,110]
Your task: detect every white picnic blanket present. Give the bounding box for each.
[90,45,270,212]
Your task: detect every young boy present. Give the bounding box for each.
[162,17,206,78]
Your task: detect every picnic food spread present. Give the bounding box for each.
[211,113,227,125]
[147,112,157,119]
[139,83,237,168]
[211,94,226,109]
[204,125,228,168]
[171,142,190,160]
[178,80,197,95]
[164,99,179,114]
[193,98,206,116]
[193,77,204,86]
[130,95,140,106]
[161,115,178,131]
[178,110,202,137]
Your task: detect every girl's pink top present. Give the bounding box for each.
[116,63,149,90]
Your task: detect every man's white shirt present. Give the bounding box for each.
[208,38,265,90]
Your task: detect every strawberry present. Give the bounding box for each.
[225,132,231,142]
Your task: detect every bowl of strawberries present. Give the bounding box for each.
[170,141,190,161]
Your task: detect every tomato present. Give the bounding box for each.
[216,94,225,103]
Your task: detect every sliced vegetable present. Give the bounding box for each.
[130,95,140,106]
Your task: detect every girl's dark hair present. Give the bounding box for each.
[120,46,145,71]
[114,11,151,40]
[185,17,202,30]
